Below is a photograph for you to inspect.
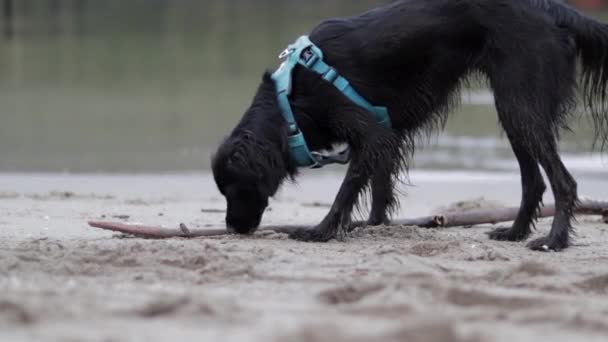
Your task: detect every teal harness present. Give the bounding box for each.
[271,36,391,168]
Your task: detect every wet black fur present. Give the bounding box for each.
[212,0,608,251]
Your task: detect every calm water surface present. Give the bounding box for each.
[0,1,604,175]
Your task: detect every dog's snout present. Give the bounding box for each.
[225,215,259,235]
[226,224,237,234]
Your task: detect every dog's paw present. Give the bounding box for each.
[487,227,530,242]
[346,220,367,232]
[527,236,568,252]
[366,212,390,227]
[288,227,335,242]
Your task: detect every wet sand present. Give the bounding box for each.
[1,171,608,342]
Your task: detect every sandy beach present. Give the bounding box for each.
[1,170,608,342]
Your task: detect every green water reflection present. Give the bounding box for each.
[0,1,601,172]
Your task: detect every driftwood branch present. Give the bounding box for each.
[87,221,309,239]
[88,199,608,239]
[393,198,608,228]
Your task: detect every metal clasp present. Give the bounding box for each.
[278,48,295,60]
[310,148,351,168]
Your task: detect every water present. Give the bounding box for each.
[0,0,605,174]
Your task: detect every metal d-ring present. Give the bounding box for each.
[278,48,295,60]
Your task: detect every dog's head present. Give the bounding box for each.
[212,72,295,234]
[212,141,270,234]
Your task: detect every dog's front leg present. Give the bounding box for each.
[289,157,370,242]
[367,166,399,226]
[289,126,400,242]
[344,154,401,232]
[285,74,401,242]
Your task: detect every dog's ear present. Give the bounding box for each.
[262,70,275,84]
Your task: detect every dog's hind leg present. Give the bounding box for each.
[488,101,577,251]
[489,106,577,251]
[486,49,578,251]
[487,133,546,241]
[527,140,578,251]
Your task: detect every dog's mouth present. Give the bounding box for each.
[225,215,263,235]
[226,225,260,235]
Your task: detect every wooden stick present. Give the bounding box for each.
[88,199,608,239]
[87,221,305,238]
[393,199,608,228]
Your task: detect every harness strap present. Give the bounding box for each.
[271,36,391,168]
[301,48,391,129]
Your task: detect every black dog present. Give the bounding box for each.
[212,0,608,251]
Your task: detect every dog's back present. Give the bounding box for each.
[308,0,606,140]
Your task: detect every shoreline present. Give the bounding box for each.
[1,172,608,341]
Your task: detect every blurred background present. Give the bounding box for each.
[0,0,605,175]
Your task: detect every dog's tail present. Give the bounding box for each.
[534,0,608,149]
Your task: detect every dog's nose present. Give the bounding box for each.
[226,216,259,235]
[225,217,251,234]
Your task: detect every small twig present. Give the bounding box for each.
[179,223,191,236]
[200,208,226,214]
[88,199,608,239]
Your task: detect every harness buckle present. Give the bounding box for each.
[300,47,319,67]
[311,148,351,168]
